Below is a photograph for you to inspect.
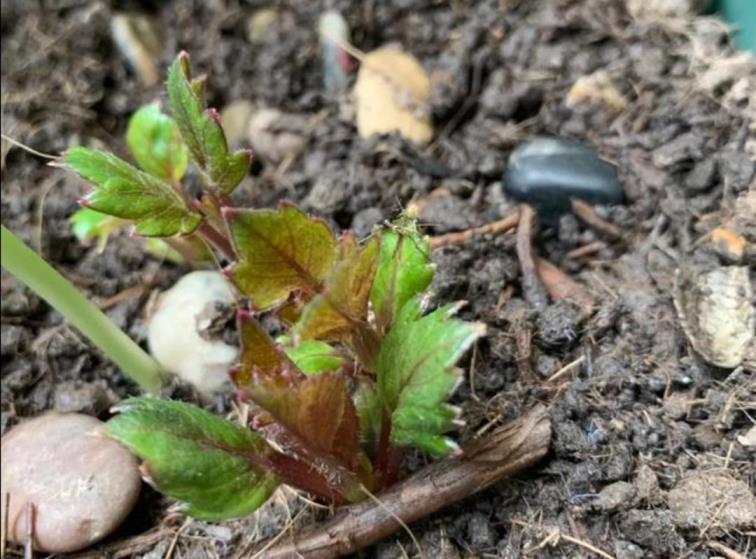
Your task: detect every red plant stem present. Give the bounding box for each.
[197,221,235,261]
[374,415,403,490]
[260,422,366,503]
[263,452,346,505]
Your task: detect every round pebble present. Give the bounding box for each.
[502,138,624,220]
[1,413,141,553]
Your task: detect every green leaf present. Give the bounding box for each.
[295,234,379,342]
[370,215,435,334]
[69,208,126,252]
[106,398,279,521]
[226,203,339,311]
[127,104,188,182]
[64,147,202,237]
[166,52,250,195]
[279,338,345,375]
[377,298,485,457]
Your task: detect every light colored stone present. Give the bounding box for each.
[147,271,238,394]
[353,46,433,144]
[627,0,711,19]
[668,471,756,533]
[110,14,161,87]
[0,413,141,553]
[220,100,255,148]
[247,108,307,164]
[673,265,754,368]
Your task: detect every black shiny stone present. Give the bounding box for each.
[502,138,624,220]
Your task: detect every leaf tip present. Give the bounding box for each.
[206,107,222,124]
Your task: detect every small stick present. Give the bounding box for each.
[429,212,519,249]
[566,241,607,259]
[705,541,746,559]
[255,406,551,558]
[545,355,586,384]
[533,256,595,315]
[571,199,621,240]
[515,205,548,310]
[511,519,615,559]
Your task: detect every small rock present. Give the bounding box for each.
[416,193,472,233]
[627,0,712,19]
[53,381,113,415]
[718,148,756,192]
[634,464,662,505]
[709,227,746,263]
[467,512,496,548]
[246,9,278,43]
[220,101,255,148]
[566,70,627,113]
[247,108,307,164]
[652,132,705,168]
[536,301,581,347]
[668,471,756,533]
[737,425,756,448]
[1,413,141,553]
[502,138,624,220]
[305,171,349,213]
[110,14,161,87]
[593,481,637,511]
[614,539,645,559]
[673,264,754,368]
[351,207,384,239]
[618,510,684,553]
[353,46,433,144]
[684,159,717,193]
[662,391,691,420]
[148,271,238,395]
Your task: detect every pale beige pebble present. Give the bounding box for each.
[1,413,141,553]
[353,46,433,144]
[147,271,238,395]
[247,108,307,164]
[668,471,756,533]
[246,8,278,43]
[626,0,711,19]
[566,70,627,112]
[220,100,256,148]
[737,425,756,448]
[110,14,161,87]
[673,265,754,368]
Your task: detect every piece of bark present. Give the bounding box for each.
[515,205,549,310]
[533,256,596,318]
[255,405,551,558]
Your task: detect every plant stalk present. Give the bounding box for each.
[1,225,163,393]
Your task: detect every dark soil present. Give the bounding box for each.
[2,1,754,558]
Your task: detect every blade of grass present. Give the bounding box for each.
[1,225,162,393]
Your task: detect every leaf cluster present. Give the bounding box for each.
[66,53,485,520]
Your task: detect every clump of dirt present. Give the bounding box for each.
[2,0,754,557]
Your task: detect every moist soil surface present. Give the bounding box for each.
[2,1,754,558]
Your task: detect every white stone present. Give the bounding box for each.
[148,271,238,394]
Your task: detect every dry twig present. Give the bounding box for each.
[515,205,549,310]
[429,212,519,249]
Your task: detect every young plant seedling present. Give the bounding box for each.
[63,52,485,520]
